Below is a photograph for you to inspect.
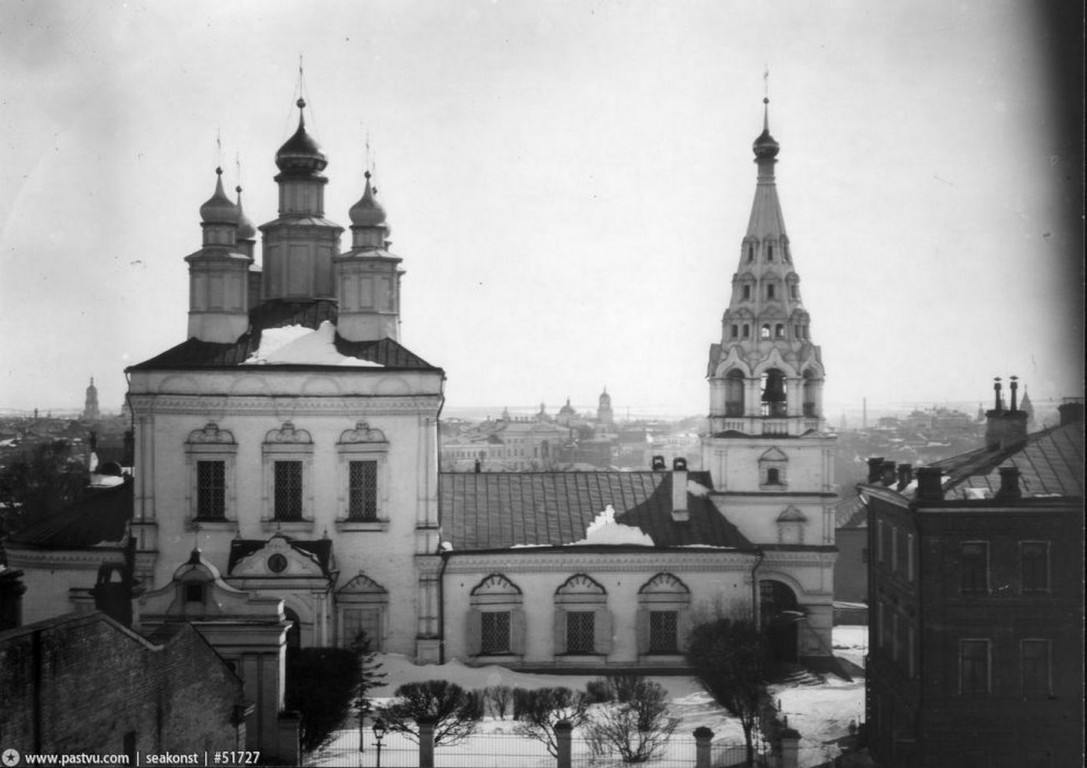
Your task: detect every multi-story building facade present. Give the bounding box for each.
[863,388,1084,767]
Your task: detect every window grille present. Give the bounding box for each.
[566,611,595,653]
[184,583,204,603]
[649,611,678,653]
[481,611,511,654]
[960,542,989,593]
[1020,542,1049,592]
[274,461,303,520]
[348,460,378,520]
[960,639,990,694]
[196,460,225,519]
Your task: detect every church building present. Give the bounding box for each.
[8,92,836,669]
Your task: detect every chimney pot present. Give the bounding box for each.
[651,455,666,471]
[881,460,897,486]
[915,467,944,502]
[1058,402,1084,426]
[996,466,1022,500]
[897,463,913,491]
[671,459,689,522]
[867,457,885,484]
[1009,376,1019,411]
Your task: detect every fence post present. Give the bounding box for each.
[555,719,572,768]
[693,726,714,768]
[779,727,801,768]
[418,716,436,768]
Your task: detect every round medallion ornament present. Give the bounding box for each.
[268,553,288,574]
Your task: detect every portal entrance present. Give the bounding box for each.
[759,579,800,662]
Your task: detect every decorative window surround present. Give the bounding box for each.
[261,421,315,530]
[758,447,789,490]
[636,573,691,656]
[554,574,611,658]
[335,421,390,532]
[466,573,525,661]
[335,572,388,650]
[184,423,238,529]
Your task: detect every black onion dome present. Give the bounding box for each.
[753,97,780,160]
[199,168,239,224]
[275,98,327,176]
[349,171,388,229]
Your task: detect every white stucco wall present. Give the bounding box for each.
[127,366,443,656]
[442,550,758,665]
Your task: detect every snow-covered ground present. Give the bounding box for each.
[310,626,869,767]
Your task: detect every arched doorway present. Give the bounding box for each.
[283,607,302,651]
[759,580,800,662]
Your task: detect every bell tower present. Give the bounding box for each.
[700,100,837,662]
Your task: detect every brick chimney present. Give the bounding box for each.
[896,463,913,491]
[1058,401,1084,426]
[995,466,1022,500]
[866,457,885,484]
[671,457,689,522]
[915,467,944,502]
[880,460,897,486]
[985,376,1028,450]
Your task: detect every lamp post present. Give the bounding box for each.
[372,718,386,768]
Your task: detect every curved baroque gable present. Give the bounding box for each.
[264,421,313,444]
[187,423,236,445]
[638,572,690,595]
[471,573,522,597]
[338,421,388,445]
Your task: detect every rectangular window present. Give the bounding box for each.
[742,285,751,300]
[481,611,511,655]
[1021,639,1051,696]
[649,611,678,653]
[196,460,225,519]
[274,460,303,520]
[1020,542,1049,592]
[960,639,990,695]
[348,460,378,521]
[566,611,595,654]
[184,584,204,603]
[960,542,989,593]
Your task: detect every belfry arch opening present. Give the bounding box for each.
[724,370,745,417]
[802,370,820,417]
[761,369,788,417]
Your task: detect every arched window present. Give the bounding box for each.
[747,244,755,262]
[790,284,799,299]
[467,574,525,657]
[761,324,772,340]
[554,574,610,657]
[775,324,785,339]
[731,324,739,339]
[742,324,750,339]
[725,370,745,417]
[284,607,303,651]
[767,284,776,300]
[742,285,752,300]
[637,573,691,655]
[767,244,774,261]
[776,507,808,544]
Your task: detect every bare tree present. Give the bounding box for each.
[379,680,483,746]
[586,680,677,763]
[686,618,771,767]
[512,687,590,756]
[484,685,514,719]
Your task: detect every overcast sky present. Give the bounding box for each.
[1,1,1082,420]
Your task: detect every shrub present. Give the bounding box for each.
[512,687,590,756]
[484,685,514,719]
[379,680,482,746]
[584,678,612,704]
[586,681,677,764]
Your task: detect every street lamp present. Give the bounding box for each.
[372,718,387,768]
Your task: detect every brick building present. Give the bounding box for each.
[0,612,246,763]
[862,388,1084,767]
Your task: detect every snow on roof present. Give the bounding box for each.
[568,504,656,547]
[242,321,384,367]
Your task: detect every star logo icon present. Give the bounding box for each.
[1,748,20,767]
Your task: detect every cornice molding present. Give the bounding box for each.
[444,550,757,574]
[128,393,442,417]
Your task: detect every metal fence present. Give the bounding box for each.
[305,728,756,768]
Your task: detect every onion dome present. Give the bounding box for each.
[275,98,327,176]
[235,185,256,240]
[199,167,239,224]
[752,97,780,160]
[349,171,389,230]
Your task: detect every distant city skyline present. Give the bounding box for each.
[1,2,1082,418]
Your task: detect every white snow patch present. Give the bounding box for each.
[687,479,712,497]
[243,322,384,367]
[569,504,655,547]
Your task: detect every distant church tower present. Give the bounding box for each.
[82,377,100,422]
[597,387,614,426]
[701,99,837,662]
